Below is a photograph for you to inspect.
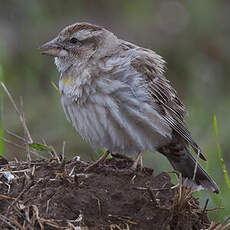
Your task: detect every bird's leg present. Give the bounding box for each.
[131,152,143,171]
[84,150,111,171]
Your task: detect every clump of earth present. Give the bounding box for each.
[0,154,211,229]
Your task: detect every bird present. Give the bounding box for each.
[40,22,219,193]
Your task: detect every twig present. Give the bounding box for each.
[147,187,158,206]
[0,136,26,149]
[108,214,137,225]
[5,129,26,142]
[20,96,31,161]
[51,146,61,163]
[134,186,171,191]
[0,215,18,230]
[0,82,33,144]
[201,199,209,224]
[0,194,15,201]
[0,198,25,228]
[0,136,47,159]
[206,207,224,212]
[202,199,209,215]
[62,141,66,160]
[92,195,101,216]
[7,161,45,167]
[6,181,33,217]
[0,169,31,174]
[193,149,201,181]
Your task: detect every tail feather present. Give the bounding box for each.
[161,147,219,193]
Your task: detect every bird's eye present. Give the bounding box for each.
[70,37,79,44]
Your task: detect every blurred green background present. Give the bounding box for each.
[0,0,229,222]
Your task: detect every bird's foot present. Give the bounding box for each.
[84,150,110,172]
[130,152,143,171]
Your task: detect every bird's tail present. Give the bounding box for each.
[161,147,219,193]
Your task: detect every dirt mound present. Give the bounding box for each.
[0,154,210,229]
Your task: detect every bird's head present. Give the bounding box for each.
[40,22,119,72]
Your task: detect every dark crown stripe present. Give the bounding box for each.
[60,23,103,36]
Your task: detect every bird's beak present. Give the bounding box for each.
[39,38,68,57]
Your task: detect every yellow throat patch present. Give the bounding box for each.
[62,77,74,86]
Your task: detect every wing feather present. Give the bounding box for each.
[129,47,206,161]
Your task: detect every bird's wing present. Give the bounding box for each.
[130,48,206,161]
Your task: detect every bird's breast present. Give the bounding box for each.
[60,73,172,154]
[59,68,94,105]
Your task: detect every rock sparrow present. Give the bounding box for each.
[40,22,219,193]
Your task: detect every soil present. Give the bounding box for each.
[0,154,211,230]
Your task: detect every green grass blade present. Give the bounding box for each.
[29,142,53,152]
[51,81,60,93]
[0,66,4,155]
[213,115,230,190]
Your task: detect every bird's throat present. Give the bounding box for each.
[61,76,74,86]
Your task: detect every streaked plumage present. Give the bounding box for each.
[40,22,219,193]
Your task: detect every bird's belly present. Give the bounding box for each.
[61,93,172,154]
